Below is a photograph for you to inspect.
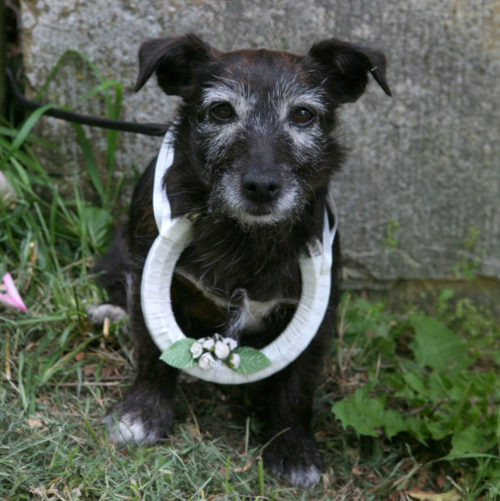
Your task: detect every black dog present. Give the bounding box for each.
[90,34,390,488]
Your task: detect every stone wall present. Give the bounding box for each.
[20,0,500,289]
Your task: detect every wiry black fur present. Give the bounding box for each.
[94,33,390,488]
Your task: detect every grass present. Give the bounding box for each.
[2,284,499,501]
[1,68,500,500]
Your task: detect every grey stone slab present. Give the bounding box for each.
[20,0,500,284]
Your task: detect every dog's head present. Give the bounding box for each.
[135,34,391,226]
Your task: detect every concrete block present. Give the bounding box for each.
[20,0,500,285]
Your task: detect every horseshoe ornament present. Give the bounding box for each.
[142,131,337,384]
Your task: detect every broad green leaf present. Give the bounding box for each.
[402,371,429,397]
[332,386,386,437]
[160,338,196,369]
[333,386,428,441]
[410,314,471,373]
[425,419,452,441]
[232,347,271,375]
[448,426,492,458]
[382,408,409,439]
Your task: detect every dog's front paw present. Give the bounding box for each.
[102,411,161,446]
[263,432,323,489]
[102,384,174,446]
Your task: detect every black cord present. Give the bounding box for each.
[5,68,168,136]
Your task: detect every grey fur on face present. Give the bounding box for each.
[196,76,331,225]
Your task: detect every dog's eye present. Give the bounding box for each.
[210,103,235,123]
[292,107,315,126]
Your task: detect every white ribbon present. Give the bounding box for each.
[141,130,337,384]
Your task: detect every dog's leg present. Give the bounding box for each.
[103,270,177,445]
[260,330,330,489]
[87,226,130,325]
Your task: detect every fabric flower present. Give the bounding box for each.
[214,340,230,360]
[201,337,215,351]
[190,341,203,359]
[198,352,217,370]
[0,273,28,312]
[227,353,240,369]
[223,337,238,351]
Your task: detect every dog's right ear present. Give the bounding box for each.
[134,34,218,98]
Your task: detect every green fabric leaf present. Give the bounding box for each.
[160,338,196,369]
[232,347,271,375]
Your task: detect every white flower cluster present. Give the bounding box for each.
[190,333,240,371]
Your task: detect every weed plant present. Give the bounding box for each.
[1,59,499,500]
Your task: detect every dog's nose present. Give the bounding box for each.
[241,172,281,204]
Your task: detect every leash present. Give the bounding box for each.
[5,68,168,136]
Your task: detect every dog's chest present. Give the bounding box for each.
[173,268,294,336]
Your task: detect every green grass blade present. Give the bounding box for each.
[71,123,104,201]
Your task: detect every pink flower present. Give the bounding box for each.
[0,273,28,312]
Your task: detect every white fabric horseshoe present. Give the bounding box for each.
[141,130,338,384]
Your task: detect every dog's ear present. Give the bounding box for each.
[135,33,218,97]
[306,38,391,103]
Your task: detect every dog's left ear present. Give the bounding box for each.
[306,38,391,103]
[134,33,218,98]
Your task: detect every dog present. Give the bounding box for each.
[89,33,390,488]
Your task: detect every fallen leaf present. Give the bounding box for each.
[234,459,254,472]
[28,417,43,429]
[408,488,461,501]
[436,475,446,489]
